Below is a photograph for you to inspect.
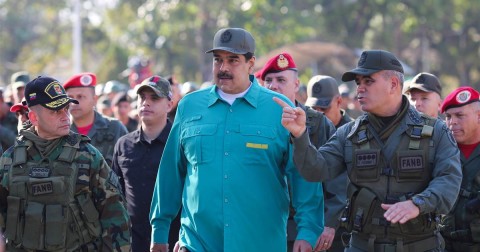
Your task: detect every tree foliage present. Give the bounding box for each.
[1,0,480,96]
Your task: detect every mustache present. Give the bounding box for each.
[217,72,233,79]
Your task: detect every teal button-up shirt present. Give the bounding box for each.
[150,77,324,252]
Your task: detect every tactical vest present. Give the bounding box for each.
[441,159,480,243]
[4,134,102,251]
[342,115,438,243]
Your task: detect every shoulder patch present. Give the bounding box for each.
[347,116,367,139]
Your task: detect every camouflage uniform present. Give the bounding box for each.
[71,111,128,166]
[0,128,131,251]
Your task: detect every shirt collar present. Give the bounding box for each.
[137,121,172,144]
[207,75,260,108]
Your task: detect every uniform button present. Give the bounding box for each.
[224,175,228,179]
[226,130,230,134]
[225,223,229,227]
[225,152,229,156]
[257,131,261,134]
[224,198,228,203]
[229,109,233,112]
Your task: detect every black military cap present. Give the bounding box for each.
[25,76,79,110]
[342,50,404,82]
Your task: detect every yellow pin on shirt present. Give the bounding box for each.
[246,143,268,150]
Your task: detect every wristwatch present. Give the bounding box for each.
[411,195,427,214]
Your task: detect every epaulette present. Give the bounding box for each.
[65,133,80,146]
[347,114,369,140]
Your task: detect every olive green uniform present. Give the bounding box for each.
[441,146,480,251]
[292,103,462,251]
[71,111,128,166]
[0,128,131,251]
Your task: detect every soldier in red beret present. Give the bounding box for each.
[9,98,29,132]
[440,86,480,251]
[259,52,346,252]
[63,72,128,165]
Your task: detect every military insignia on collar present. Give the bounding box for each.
[80,74,93,86]
[277,54,289,69]
[220,31,232,43]
[358,52,367,66]
[456,90,471,103]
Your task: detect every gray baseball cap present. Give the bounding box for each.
[205,28,255,55]
[342,50,404,82]
[404,72,442,96]
[305,75,339,108]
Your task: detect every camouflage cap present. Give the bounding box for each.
[404,72,442,96]
[135,75,172,100]
[342,50,404,82]
[25,76,79,110]
[305,75,340,108]
[205,28,255,55]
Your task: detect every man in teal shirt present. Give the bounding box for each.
[150,28,324,252]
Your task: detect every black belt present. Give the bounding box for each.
[350,234,442,252]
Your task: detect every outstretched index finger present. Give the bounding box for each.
[273,96,291,109]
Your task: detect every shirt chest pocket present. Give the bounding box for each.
[182,124,217,165]
[239,125,276,164]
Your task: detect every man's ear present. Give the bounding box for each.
[390,75,401,94]
[28,109,38,126]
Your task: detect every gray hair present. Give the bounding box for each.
[382,70,405,87]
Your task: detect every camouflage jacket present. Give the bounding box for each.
[0,130,131,251]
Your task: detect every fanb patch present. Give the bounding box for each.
[29,167,51,178]
[355,152,378,167]
[399,156,423,170]
[31,182,53,195]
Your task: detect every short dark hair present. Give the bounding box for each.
[244,52,254,61]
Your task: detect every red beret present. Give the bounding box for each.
[260,52,297,81]
[441,86,480,113]
[63,73,97,89]
[10,99,28,113]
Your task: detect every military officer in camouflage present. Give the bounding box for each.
[440,87,480,251]
[275,50,462,251]
[63,73,128,166]
[0,76,131,251]
[259,52,338,252]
